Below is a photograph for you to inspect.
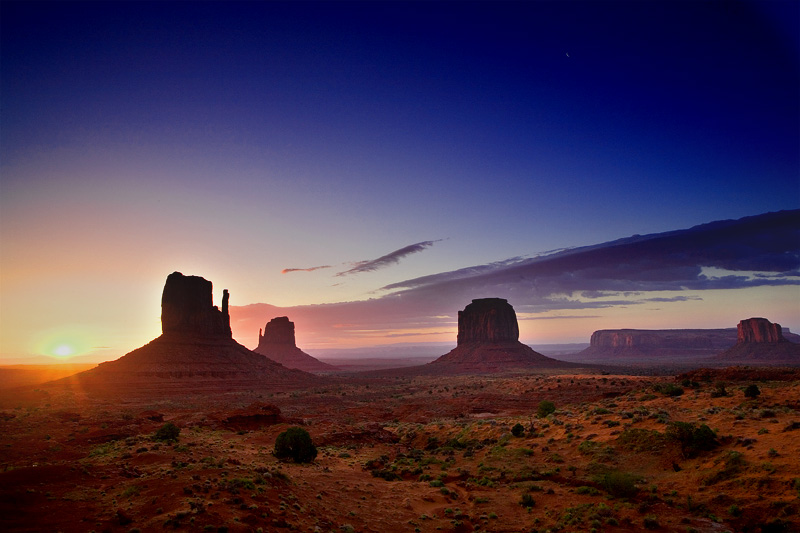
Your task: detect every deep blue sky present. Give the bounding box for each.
[1,1,799,359]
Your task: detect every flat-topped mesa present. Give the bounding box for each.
[161,271,231,338]
[457,298,519,345]
[258,316,296,348]
[737,317,786,344]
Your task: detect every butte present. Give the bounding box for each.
[422,298,573,374]
[56,272,317,393]
[254,316,336,373]
[713,317,800,364]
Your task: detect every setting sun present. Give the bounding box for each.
[52,344,74,358]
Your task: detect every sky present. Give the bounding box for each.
[1,1,798,363]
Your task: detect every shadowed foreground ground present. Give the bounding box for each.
[0,368,798,532]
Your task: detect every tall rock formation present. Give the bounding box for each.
[58,272,319,391]
[715,317,800,363]
[429,298,570,373]
[737,317,785,343]
[160,272,232,338]
[254,317,336,373]
[457,298,519,344]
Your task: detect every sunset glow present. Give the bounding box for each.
[1,1,798,364]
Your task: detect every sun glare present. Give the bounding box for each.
[53,344,75,357]
[35,327,93,360]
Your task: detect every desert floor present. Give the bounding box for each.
[0,368,798,532]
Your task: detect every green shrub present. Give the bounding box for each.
[710,382,728,398]
[597,470,639,498]
[537,401,556,418]
[643,515,659,529]
[744,384,761,399]
[511,423,525,437]
[654,383,684,397]
[666,421,717,458]
[519,493,535,507]
[273,427,317,463]
[154,422,180,442]
[617,428,668,453]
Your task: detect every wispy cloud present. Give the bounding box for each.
[231,211,800,349]
[281,265,331,274]
[336,240,441,276]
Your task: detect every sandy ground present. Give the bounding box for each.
[0,368,798,532]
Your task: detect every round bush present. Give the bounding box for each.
[511,423,525,437]
[274,426,317,463]
[537,400,556,418]
[744,384,761,399]
[154,422,180,442]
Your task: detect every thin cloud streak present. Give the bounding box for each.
[281,265,331,274]
[336,240,442,276]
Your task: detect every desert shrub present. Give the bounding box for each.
[578,440,601,455]
[537,401,556,418]
[744,384,761,399]
[575,486,599,495]
[666,421,717,458]
[596,470,639,498]
[643,515,660,529]
[617,428,668,453]
[704,451,745,485]
[511,423,525,437]
[154,422,180,442]
[273,427,317,463]
[710,382,728,398]
[654,383,684,397]
[519,493,535,507]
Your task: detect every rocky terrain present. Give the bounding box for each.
[1,367,798,532]
[254,317,336,373]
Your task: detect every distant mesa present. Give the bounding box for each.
[429,298,570,372]
[575,318,800,365]
[58,272,317,390]
[714,317,800,363]
[578,329,738,359]
[254,317,336,373]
